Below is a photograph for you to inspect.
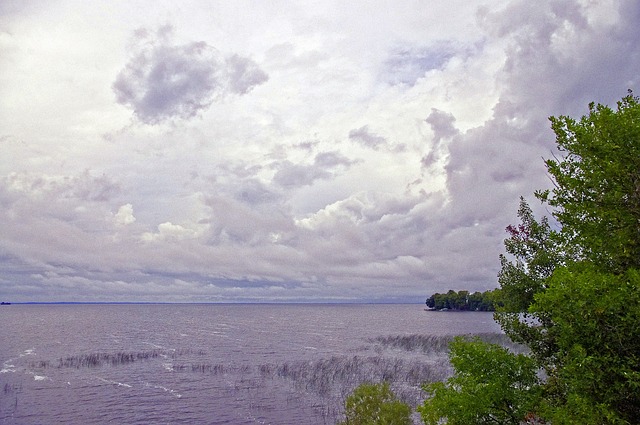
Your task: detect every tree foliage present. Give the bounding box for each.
[426,289,496,311]
[539,92,640,272]
[494,198,560,366]
[533,264,640,423]
[338,382,412,425]
[495,92,640,424]
[419,337,541,425]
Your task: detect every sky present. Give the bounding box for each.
[1,0,639,303]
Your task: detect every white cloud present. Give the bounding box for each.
[142,221,201,242]
[114,204,136,226]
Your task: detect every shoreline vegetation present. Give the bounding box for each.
[424,289,497,312]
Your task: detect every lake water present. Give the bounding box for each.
[0,304,502,424]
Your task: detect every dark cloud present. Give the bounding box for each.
[67,172,122,202]
[431,0,640,277]
[233,178,280,205]
[204,192,293,246]
[348,126,388,150]
[113,26,268,124]
[479,0,640,115]
[425,108,458,142]
[272,151,355,188]
[226,54,269,95]
[314,151,354,168]
[422,108,459,168]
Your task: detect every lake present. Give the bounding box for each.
[0,304,502,424]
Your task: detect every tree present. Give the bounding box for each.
[538,91,640,273]
[495,92,640,424]
[338,382,412,425]
[454,290,469,310]
[467,291,486,311]
[426,289,496,311]
[532,92,640,424]
[418,337,541,425]
[532,264,640,423]
[493,198,560,367]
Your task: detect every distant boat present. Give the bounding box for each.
[0,302,11,305]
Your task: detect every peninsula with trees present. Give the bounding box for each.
[425,289,496,311]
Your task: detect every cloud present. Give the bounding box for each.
[226,54,270,95]
[204,192,294,246]
[114,204,135,226]
[348,126,388,150]
[272,161,331,188]
[478,0,640,113]
[313,151,351,167]
[232,178,281,205]
[382,43,460,86]
[422,108,459,168]
[4,171,121,206]
[142,221,201,242]
[425,108,459,143]
[112,25,268,124]
[272,151,356,188]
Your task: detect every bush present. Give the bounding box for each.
[418,337,542,425]
[339,382,412,425]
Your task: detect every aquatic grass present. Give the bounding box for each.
[182,363,228,374]
[56,350,163,368]
[258,333,524,412]
[30,360,52,369]
[369,333,525,354]
[264,354,452,406]
[368,334,454,353]
[35,348,208,369]
[162,350,452,407]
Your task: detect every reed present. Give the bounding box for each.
[44,347,208,369]
[56,350,163,368]
[263,353,452,406]
[369,333,524,354]
[369,334,454,353]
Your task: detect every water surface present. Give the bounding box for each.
[0,304,501,424]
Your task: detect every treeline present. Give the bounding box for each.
[425,289,497,311]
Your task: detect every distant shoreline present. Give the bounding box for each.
[0,301,427,306]
[424,308,490,312]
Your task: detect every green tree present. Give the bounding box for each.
[539,91,640,273]
[426,289,496,311]
[494,92,640,424]
[493,198,560,367]
[532,264,640,423]
[338,382,412,425]
[467,291,485,311]
[418,337,541,425]
[454,290,469,310]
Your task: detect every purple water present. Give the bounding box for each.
[0,304,501,424]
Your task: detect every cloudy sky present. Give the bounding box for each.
[1,0,638,303]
